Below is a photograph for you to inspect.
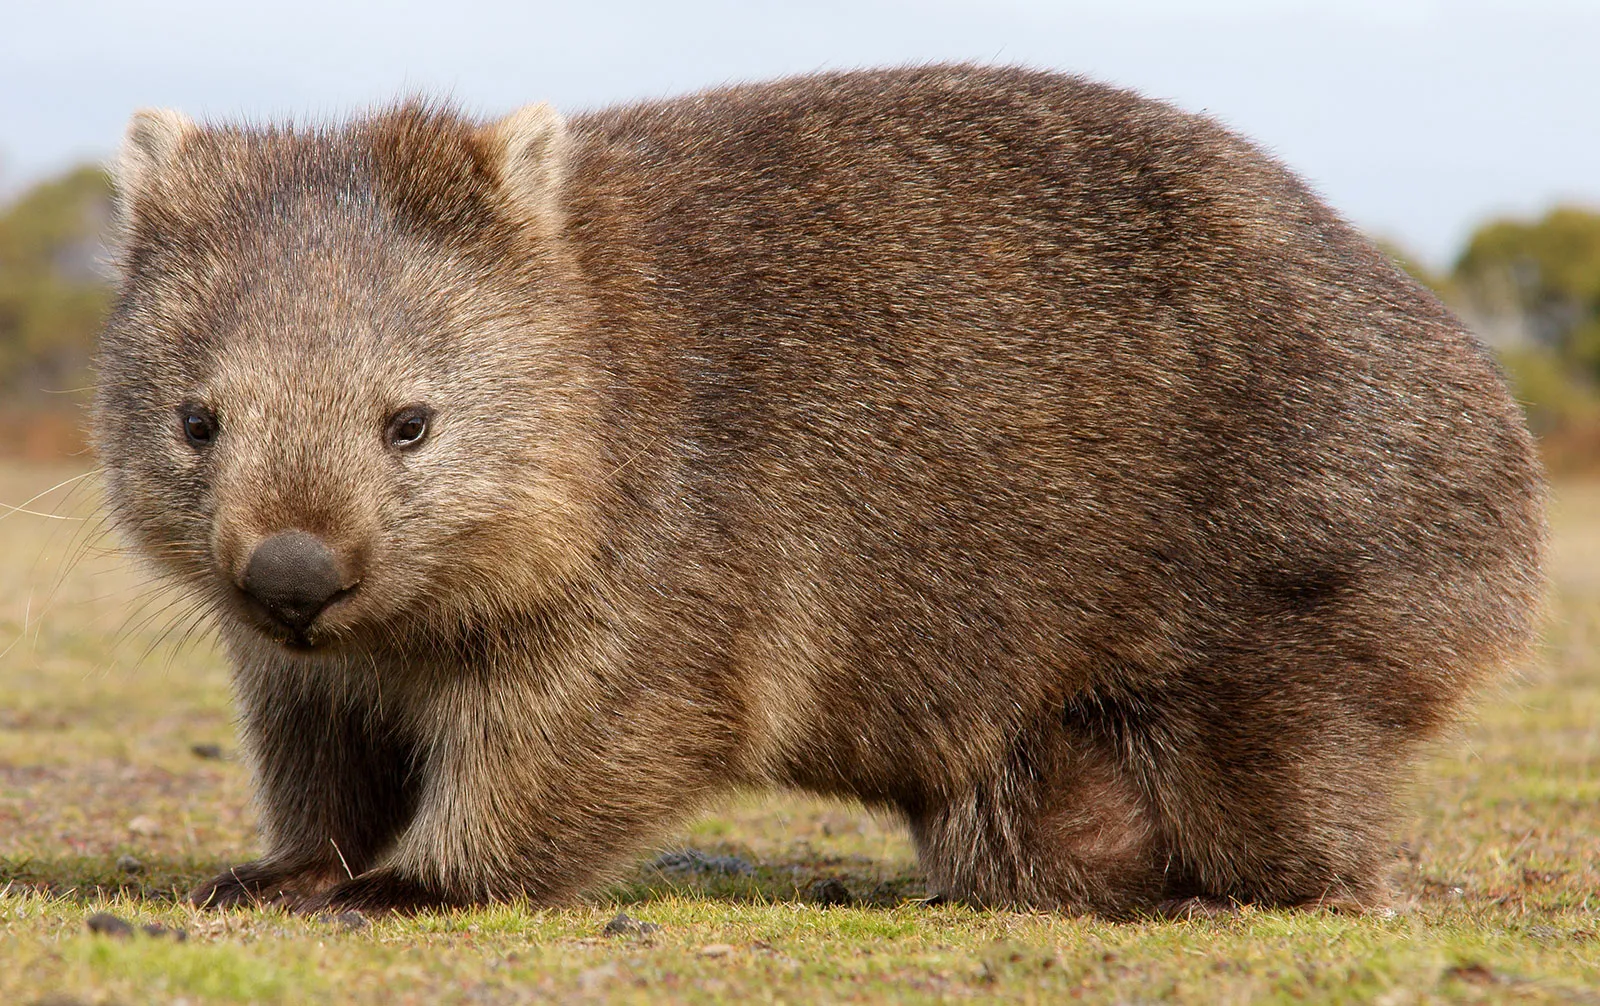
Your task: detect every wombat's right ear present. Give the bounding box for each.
[479,103,568,235]
[114,108,197,211]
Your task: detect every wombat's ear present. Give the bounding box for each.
[480,103,568,233]
[115,108,196,211]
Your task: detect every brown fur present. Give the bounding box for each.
[93,65,1546,916]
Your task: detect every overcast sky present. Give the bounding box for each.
[3,0,1596,268]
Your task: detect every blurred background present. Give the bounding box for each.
[3,0,1598,466]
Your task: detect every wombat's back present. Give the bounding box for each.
[567,63,1542,757]
[557,67,1545,906]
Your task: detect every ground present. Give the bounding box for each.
[1,461,1597,1004]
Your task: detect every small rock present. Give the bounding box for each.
[326,910,369,931]
[115,854,145,875]
[651,849,754,876]
[86,912,135,938]
[190,743,225,760]
[126,815,161,838]
[698,943,735,958]
[142,922,188,941]
[809,877,854,907]
[601,911,661,938]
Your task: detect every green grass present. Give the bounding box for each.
[2,461,1598,1004]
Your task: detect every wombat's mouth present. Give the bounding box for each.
[282,631,323,652]
[230,582,361,652]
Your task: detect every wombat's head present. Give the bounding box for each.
[94,103,602,655]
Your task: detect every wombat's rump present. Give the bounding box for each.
[94,65,1545,915]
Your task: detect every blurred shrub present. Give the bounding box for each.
[0,165,113,456]
[1456,208,1600,440]
[0,166,114,398]
[1455,207,1600,370]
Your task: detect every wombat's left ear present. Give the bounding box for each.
[479,103,568,233]
[115,108,196,210]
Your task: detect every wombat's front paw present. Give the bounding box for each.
[189,859,344,910]
[297,866,456,914]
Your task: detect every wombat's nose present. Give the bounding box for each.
[240,531,345,632]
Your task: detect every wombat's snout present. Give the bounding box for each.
[239,531,350,634]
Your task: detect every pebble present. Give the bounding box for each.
[326,910,369,931]
[601,911,661,938]
[85,911,186,940]
[85,912,135,938]
[809,877,854,907]
[650,849,754,876]
[142,922,188,941]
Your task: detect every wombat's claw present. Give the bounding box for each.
[189,861,343,911]
[297,867,450,915]
[188,871,258,910]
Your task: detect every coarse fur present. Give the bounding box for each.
[94,64,1546,917]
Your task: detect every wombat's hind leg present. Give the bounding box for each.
[1112,664,1401,916]
[909,718,1168,916]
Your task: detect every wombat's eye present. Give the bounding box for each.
[386,405,433,450]
[178,405,216,447]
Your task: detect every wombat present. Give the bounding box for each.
[94,64,1545,916]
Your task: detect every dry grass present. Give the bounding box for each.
[2,460,1597,1004]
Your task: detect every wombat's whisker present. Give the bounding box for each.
[108,588,204,655]
[0,503,88,522]
[150,598,224,671]
[0,470,101,521]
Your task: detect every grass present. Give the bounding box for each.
[1,460,1597,1004]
